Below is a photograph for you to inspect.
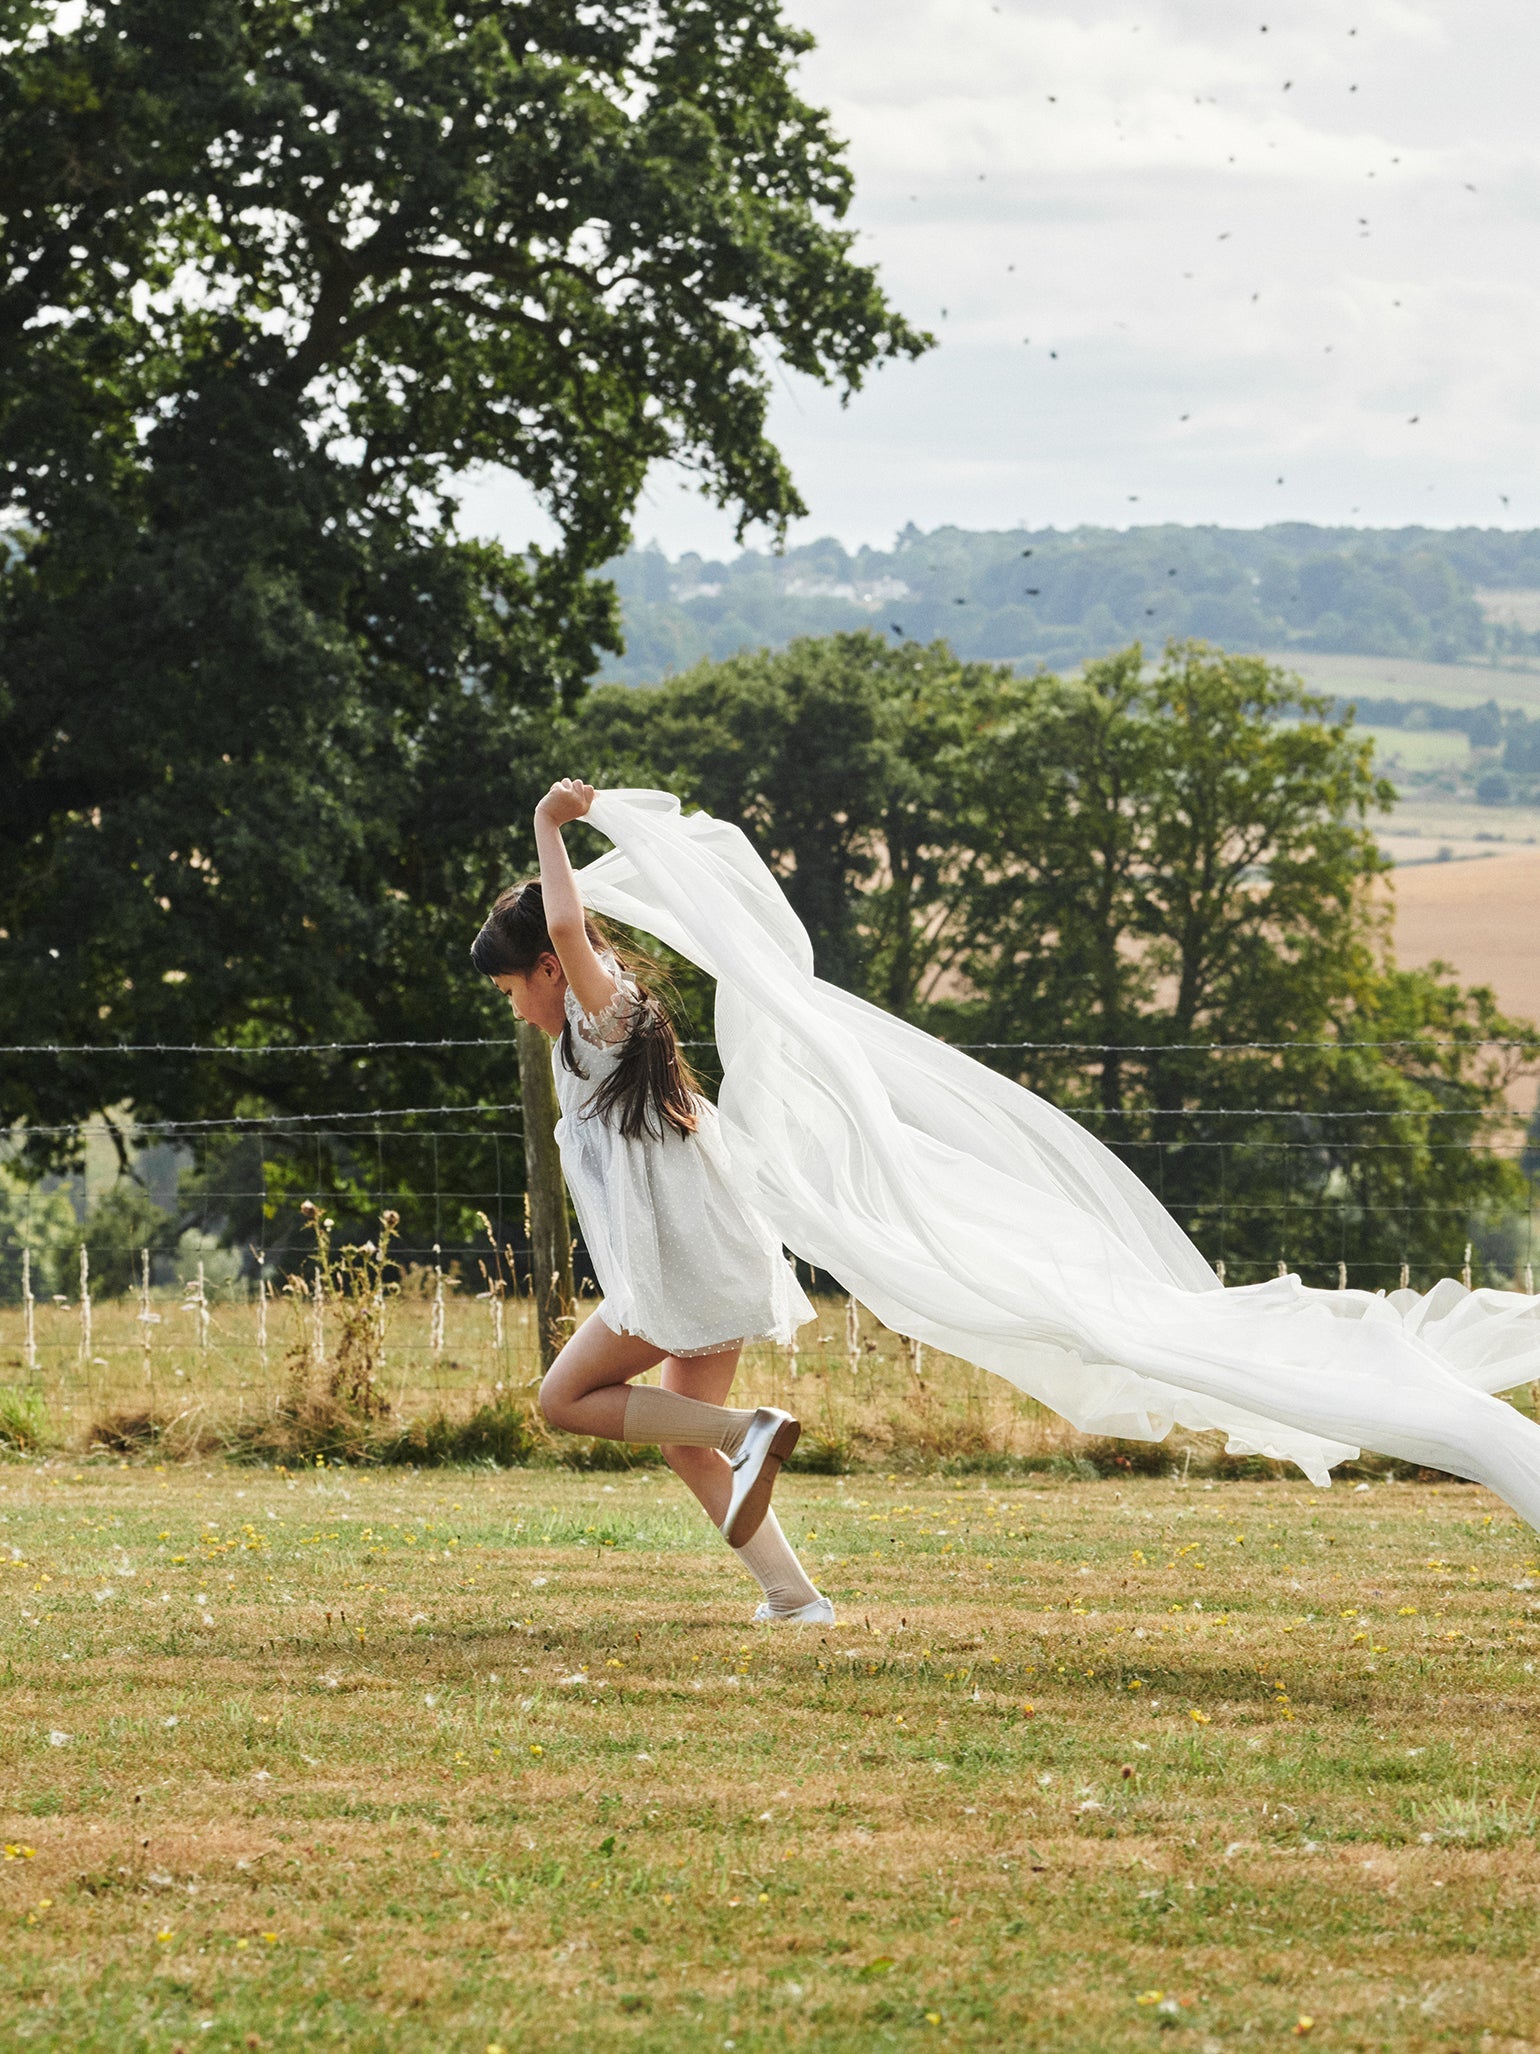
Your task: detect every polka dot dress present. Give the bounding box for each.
[552,967,813,1357]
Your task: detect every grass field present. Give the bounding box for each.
[5,1456,1540,2052]
[1265,652,1540,717]
[0,1288,1090,1476]
[1356,729,1472,776]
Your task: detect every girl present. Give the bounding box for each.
[471,777,831,1624]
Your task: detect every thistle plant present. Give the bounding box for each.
[281,1201,401,1425]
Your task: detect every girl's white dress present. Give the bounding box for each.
[552,968,813,1357]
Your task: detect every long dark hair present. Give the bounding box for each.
[470,879,701,1141]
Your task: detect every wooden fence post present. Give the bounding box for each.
[516,1017,575,1371]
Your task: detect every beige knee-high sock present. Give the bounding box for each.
[733,1507,820,1612]
[621,1383,757,1457]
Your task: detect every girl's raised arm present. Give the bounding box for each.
[533,779,622,1019]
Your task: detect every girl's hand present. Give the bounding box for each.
[536,778,597,826]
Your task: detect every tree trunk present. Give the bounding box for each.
[515,1019,575,1371]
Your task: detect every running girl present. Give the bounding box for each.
[471,778,830,1624]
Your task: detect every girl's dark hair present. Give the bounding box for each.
[470,879,700,1141]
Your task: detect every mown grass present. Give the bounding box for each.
[5,1456,1540,2051]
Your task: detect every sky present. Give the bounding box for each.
[457,0,1540,561]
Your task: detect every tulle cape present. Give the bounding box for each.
[576,788,1540,1522]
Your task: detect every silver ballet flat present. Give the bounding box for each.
[721,1406,800,1547]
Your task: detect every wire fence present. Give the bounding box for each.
[3,1035,1537,1394]
[0,1045,1536,1458]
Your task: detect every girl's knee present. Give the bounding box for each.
[537,1368,568,1429]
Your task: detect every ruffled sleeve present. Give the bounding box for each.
[565,956,643,1050]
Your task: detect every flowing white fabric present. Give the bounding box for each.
[577,788,1540,1524]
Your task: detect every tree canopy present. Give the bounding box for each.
[0,0,927,1152]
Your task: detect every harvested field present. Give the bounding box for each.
[1387,848,1540,1055]
[4,1457,1540,2050]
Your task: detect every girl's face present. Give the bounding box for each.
[493,953,567,1036]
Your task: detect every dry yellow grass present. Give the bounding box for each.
[4,1452,1540,2050]
[0,1289,1095,1478]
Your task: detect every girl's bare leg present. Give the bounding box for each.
[537,1314,753,1470]
[537,1312,666,1439]
[539,1315,803,1557]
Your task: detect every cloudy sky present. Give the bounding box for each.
[461,0,1539,559]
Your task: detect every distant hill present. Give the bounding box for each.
[598,524,1540,686]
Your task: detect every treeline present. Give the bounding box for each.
[0,0,921,1185]
[602,524,1540,683]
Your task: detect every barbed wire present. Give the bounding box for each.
[6,1103,524,1139]
[1,1106,1525,1143]
[0,1038,518,1057]
[1069,1106,1529,1121]
[3,1035,1539,1058]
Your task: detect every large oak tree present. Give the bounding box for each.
[0,0,927,1159]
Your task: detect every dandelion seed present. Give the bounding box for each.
[47,1730,70,1747]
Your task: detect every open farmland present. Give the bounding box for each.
[4,1458,1540,2051]
[1387,847,1540,1053]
